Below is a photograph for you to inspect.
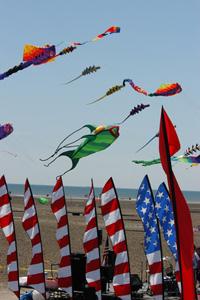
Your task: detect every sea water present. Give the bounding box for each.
[7,183,200,203]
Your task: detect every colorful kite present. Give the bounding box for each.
[89,80,182,104]
[0,26,120,80]
[118,103,150,124]
[64,65,101,85]
[40,124,120,176]
[148,83,182,97]
[0,123,13,140]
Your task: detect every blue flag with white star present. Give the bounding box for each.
[154,183,178,261]
[136,175,161,255]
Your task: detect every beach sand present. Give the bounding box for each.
[0,196,200,298]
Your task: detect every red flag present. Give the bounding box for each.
[159,107,196,300]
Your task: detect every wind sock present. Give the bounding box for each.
[159,107,196,300]
[83,180,101,300]
[51,177,72,297]
[101,178,131,300]
[136,175,164,299]
[0,175,20,298]
[154,183,181,292]
[22,179,46,299]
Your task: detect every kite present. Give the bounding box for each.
[64,65,101,85]
[148,83,182,97]
[89,80,182,104]
[133,155,200,166]
[0,123,13,140]
[71,26,121,45]
[0,26,120,80]
[40,124,119,176]
[123,80,182,97]
[37,197,49,205]
[118,103,150,124]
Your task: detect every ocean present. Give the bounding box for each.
[7,183,200,203]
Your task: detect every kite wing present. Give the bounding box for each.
[148,83,182,97]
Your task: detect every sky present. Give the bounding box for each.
[0,1,200,191]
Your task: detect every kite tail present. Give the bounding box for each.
[0,61,32,80]
[132,158,161,166]
[64,74,82,85]
[87,94,107,105]
[57,46,76,56]
[136,133,159,153]
[43,150,79,174]
[88,84,124,105]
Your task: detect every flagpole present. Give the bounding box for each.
[160,107,184,298]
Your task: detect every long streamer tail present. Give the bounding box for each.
[64,75,82,85]
[87,94,107,105]
[136,133,159,153]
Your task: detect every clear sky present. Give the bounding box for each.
[0,1,200,191]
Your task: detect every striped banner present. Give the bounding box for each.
[0,175,20,298]
[101,177,131,300]
[83,180,101,300]
[22,179,46,299]
[51,177,72,297]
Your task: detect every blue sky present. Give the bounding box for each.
[0,1,200,191]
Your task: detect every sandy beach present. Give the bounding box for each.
[0,196,200,298]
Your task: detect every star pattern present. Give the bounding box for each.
[136,176,161,254]
[154,183,178,260]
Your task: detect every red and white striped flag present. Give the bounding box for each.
[0,175,20,298]
[101,178,131,300]
[22,179,46,299]
[83,180,101,300]
[51,177,72,297]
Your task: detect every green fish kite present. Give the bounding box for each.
[40,124,119,176]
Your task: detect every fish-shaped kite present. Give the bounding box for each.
[88,79,182,104]
[40,124,120,177]
[0,26,120,80]
[64,65,101,85]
